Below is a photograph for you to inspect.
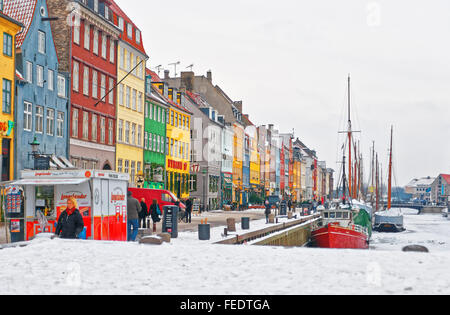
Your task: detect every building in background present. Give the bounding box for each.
[110,0,148,186]
[186,90,223,211]
[405,176,435,202]
[5,0,69,175]
[431,175,450,205]
[0,9,22,180]
[143,70,168,189]
[47,0,121,170]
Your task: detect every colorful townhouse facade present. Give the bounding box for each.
[143,70,168,190]
[110,0,147,186]
[48,0,121,170]
[5,0,69,176]
[0,9,22,181]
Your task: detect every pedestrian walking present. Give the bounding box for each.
[127,190,141,242]
[185,198,192,223]
[265,199,271,224]
[149,199,162,232]
[139,198,148,229]
[55,197,85,239]
[288,199,293,212]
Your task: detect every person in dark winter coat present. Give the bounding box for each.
[149,199,161,224]
[55,197,84,239]
[139,198,148,229]
[265,199,272,224]
[127,191,141,242]
[185,198,192,223]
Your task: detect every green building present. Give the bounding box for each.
[143,72,168,189]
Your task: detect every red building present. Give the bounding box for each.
[48,0,121,170]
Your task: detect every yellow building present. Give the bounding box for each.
[112,6,148,186]
[233,123,244,204]
[0,12,22,181]
[164,87,191,199]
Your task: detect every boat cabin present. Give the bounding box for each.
[319,208,354,228]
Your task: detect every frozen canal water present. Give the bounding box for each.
[0,209,449,295]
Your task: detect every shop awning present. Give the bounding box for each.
[9,178,89,186]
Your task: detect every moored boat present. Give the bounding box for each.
[374,208,405,232]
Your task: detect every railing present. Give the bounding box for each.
[214,214,321,245]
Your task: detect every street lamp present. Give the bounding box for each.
[29,136,40,157]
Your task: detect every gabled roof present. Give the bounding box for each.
[186,90,209,108]
[3,0,37,48]
[108,0,147,57]
[146,68,162,83]
[441,174,450,185]
[149,78,192,115]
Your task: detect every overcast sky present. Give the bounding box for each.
[116,0,450,186]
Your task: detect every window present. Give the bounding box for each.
[48,69,54,91]
[120,46,125,69]
[91,114,97,141]
[108,78,114,104]
[125,121,130,143]
[83,66,89,95]
[144,132,148,150]
[124,160,129,174]
[3,33,12,56]
[132,89,136,110]
[127,23,133,39]
[101,34,107,59]
[46,108,54,136]
[72,62,79,91]
[24,102,32,131]
[58,75,66,98]
[2,79,11,114]
[94,0,98,13]
[93,29,99,55]
[72,108,78,137]
[137,125,142,146]
[82,111,89,139]
[131,123,136,145]
[118,84,123,106]
[38,31,46,54]
[92,71,98,98]
[73,25,80,44]
[118,17,124,31]
[100,117,106,143]
[136,29,141,44]
[126,86,130,108]
[35,106,43,133]
[26,61,32,83]
[84,23,90,50]
[118,159,123,173]
[108,120,113,145]
[131,161,135,182]
[57,111,64,138]
[127,51,131,71]
[37,65,44,87]
[118,119,123,142]
[138,92,142,112]
[100,74,106,100]
[109,40,115,63]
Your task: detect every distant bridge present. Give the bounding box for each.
[382,203,446,214]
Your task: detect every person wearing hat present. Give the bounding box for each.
[127,190,141,242]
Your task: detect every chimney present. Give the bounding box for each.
[164,70,170,80]
[234,101,243,113]
[181,71,194,92]
[207,70,212,82]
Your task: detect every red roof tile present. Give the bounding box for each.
[146,68,162,83]
[108,0,147,56]
[441,174,450,185]
[3,0,37,48]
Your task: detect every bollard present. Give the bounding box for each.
[198,224,211,241]
[241,217,250,230]
[227,218,236,232]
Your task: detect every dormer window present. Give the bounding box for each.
[118,17,124,31]
[136,29,141,44]
[127,23,133,39]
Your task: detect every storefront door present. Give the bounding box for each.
[2,139,10,181]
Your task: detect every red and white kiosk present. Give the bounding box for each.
[9,170,129,241]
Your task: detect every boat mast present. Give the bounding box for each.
[347,75,352,200]
[387,126,394,210]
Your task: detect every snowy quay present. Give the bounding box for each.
[1,209,450,295]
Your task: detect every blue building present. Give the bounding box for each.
[4,0,69,175]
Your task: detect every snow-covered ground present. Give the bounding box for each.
[0,210,449,295]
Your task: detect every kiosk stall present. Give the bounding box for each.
[5,170,129,242]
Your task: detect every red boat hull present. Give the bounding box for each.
[311,225,369,249]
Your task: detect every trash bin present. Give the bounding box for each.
[198,224,211,241]
[241,217,250,230]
